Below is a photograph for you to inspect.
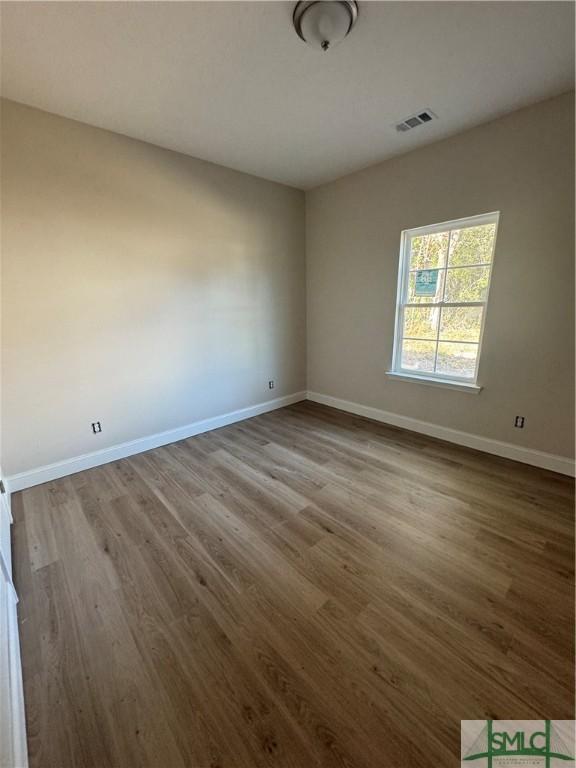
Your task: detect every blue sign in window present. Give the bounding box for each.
[414,269,439,296]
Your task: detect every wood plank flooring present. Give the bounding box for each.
[12,401,575,768]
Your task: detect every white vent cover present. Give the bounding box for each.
[395,109,437,133]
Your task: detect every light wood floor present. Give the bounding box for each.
[12,402,575,768]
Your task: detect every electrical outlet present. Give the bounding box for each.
[514,416,525,429]
[268,380,275,390]
[91,421,102,434]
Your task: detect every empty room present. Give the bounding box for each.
[0,2,574,767]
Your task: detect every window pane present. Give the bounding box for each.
[439,306,483,342]
[407,269,445,303]
[409,231,449,270]
[401,339,436,372]
[403,306,440,340]
[436,342,478,378]
[448,224,496,267]
[444,266,490,303]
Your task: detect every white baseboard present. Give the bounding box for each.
[7,388,574,490]
[307,391,575,477]
[7,392,307,493]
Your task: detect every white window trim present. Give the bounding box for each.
[389,211,500,388]
[385,370,482,393]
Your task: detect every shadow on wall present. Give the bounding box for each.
[1,100,306,475]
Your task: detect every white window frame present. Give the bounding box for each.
[389,211,500,391]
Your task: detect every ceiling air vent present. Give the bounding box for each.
[395,110,436,133]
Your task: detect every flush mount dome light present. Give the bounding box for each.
[293,1,358,52]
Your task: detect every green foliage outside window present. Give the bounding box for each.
[399,221,497,378]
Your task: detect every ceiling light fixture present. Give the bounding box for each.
[293,1,359,52]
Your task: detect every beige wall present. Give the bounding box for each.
[306,92,575,459]
[1,100,306,476]
[2,93,574,477]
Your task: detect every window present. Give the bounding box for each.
[390,212,499,388]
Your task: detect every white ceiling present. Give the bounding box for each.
[1,1,574,189]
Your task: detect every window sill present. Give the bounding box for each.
[385,371,482,394]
